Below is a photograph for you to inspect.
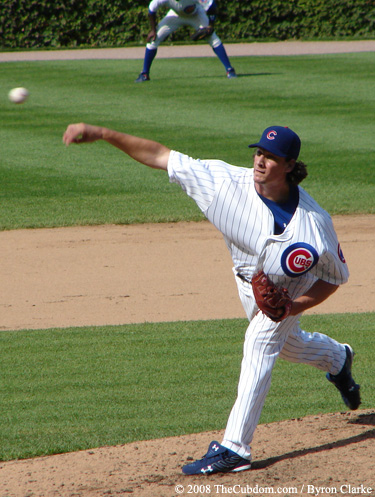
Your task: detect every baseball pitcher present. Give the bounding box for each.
[63,122,361,476]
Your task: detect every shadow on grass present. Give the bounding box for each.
[236,72,278,78]
[156,72,278,81]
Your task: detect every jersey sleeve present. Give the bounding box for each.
[167,150,247,214]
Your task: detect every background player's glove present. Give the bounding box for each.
[190,26,214,41]
[251,270,292,322]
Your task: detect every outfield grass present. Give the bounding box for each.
[0,313,373,461]
[1,52,374,230]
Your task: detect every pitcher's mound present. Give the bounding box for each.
[1,409,374,496]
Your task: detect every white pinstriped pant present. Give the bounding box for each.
[221,277,347,460]
[146,9,222,50]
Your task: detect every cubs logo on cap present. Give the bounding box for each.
[266,130,277,140]
[281,243,319,277]
[249,126,301,160]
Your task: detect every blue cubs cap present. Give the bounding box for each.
[249,126,301,160]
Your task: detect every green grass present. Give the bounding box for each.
[0,313,373,461]
[1,52,375,229]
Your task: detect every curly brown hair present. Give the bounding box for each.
[287,160,308,186]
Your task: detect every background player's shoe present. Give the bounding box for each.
[226,68,237,79]
[182,441,251,475]
[135,72,150,83]
[326,344,361,410]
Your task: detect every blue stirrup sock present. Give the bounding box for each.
[142,47,157,74]
[212,43,233,71]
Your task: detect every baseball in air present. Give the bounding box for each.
[8,87,30,104]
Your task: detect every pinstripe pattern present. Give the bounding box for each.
[168,150,349,460]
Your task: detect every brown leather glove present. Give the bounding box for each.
[251,270,292,322]
[190,26,214,41]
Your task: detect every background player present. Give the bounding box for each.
[63,122,361,475]
[135,0,237,82]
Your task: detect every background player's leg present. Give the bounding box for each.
[208,33,237,77]
[136,48,158,81]
[136,11,181,82]
[187,9,237,78]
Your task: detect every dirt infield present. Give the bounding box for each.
[1,41,375,497]
[2,215,375,332]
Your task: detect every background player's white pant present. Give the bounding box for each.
[221,277,347,459]
[147,9,222,50]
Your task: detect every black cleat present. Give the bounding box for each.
[182,441,251,475]
[326,344,361,410]
[226,68,237,79]
[135,72,150,83]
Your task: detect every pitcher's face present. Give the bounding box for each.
[253,148,294,187]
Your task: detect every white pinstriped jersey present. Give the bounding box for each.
[168,150,349,299]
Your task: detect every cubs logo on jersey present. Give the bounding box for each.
[338,243,346,263]
[281,243,319,277]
